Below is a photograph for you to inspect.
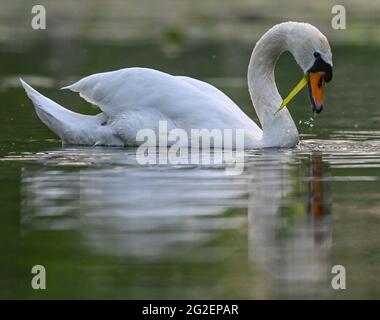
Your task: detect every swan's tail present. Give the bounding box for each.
[20,79,123,146]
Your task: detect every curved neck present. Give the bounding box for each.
[247,24,298,146]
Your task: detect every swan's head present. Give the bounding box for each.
[306,50,333,113]
[279,22,333,114]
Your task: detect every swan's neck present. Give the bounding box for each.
[247,25,299,147]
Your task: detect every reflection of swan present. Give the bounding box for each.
[20,22,332,148]
[248,152,332,298]
[20,149,249,259]
[21,150,332,291]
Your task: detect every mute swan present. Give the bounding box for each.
[20,21,333,149]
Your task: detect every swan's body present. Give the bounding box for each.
[21,22,333,149]
[21,68,263,147]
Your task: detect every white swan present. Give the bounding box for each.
[20,21,333,149]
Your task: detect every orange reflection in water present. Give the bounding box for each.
[309,153,325,218]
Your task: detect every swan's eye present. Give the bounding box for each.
[309,54,333,83]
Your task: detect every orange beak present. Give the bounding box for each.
[308,71,326,113]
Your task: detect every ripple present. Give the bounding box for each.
[298,139,380,153]
[330,130,380,141]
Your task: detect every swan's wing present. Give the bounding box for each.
[63,68,236,117]
[175,76,237,107]
[63,68,184,118]
[175,75,262,134]
[62,68,135,117]
[63,67,261,135]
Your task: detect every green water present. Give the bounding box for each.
[1,38,380,299]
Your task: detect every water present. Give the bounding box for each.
[1,36,380,299]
